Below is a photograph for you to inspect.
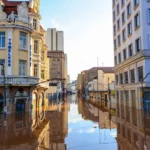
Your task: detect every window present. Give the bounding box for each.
[134,0,139,7]
[127,3,131,17]
[116,75,118,84]
[0,32,5,48]
[114,39,117,50]
[34,64,38,77]
[122,29,126,41]
[117,19,120,30]
[148,9,150,24]
[121,0,125,7]
[123,49,127,60]
[124,72,128,83]
[134,13,140,28]
[19,60,27,75]
[117,4,120,15]
[113,11,116,21]
[135,38,140,52]
[115,56,117,65]
[120,73,123,84]
[128,22,132,35]
[130,69,135,83]
[122,11,125,24]
[113,0,115,7]
[41,70,45,79]
[118,52,121,63]
[138,66,143,81]
[34,40,38,53]
[128,44,133,57]
[33,19,37,30]
[41,51,44,61]
[113,25,116,35]
[0,59,5,76]
[118,35,121,46]
[20,32,27,49]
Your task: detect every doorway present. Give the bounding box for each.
[0,94,3,114]
[16,99,25,114]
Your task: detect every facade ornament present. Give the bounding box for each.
[7,11,16,22]
[17,2,29,23]
[0,0,6,20]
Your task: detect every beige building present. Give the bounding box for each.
[88,68,114,109]
[0,0,49,115]
[46,28,68,89]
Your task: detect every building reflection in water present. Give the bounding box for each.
[116,104,150,150]
[0,102,68,150]
[78,97,116,130]
[82,95,150,150]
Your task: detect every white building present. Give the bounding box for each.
[113,1,150,149]
[46,28,64,51]
[113,0,150,110]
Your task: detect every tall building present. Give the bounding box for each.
[46,28,64,51]
[46,28,68,88]
[112,0,150,149]
[0,0,49,115]
[113,0,150,110]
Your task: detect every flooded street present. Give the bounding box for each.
[66,95,117,150]
[0,95,117,150]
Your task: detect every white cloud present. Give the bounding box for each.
[110,131,117,138]
[86,128,95,133]
[78,129,83,133]
[68,128,72,133]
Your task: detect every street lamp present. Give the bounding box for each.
[0,63,6,115]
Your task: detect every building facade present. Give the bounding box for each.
[0,0,49,115]
[112,0,150,149]
[46,28,68,89]
[113,0,150,111]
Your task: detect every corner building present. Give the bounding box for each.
[0,0,49,115]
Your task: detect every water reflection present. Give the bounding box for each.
[116,106,150,150]
[1,95,150,150]
[0,102,69,150]
[66,95,117,150]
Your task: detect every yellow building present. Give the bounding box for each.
[0,0,49,115]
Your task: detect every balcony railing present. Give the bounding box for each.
[0,76,39,85]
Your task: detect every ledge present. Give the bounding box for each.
[0,76,39,86]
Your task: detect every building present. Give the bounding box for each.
[88,67,114,109]
[66,80,77,94]
[112,0,150,149]
[113,0,150,111]
[0,0,49,115]
[46,28,68,90]
[46,28,64,51]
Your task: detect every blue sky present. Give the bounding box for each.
[40,0,114,80]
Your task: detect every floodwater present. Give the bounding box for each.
[1,94,150,150]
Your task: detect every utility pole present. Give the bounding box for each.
[97,57,99,102]
[108,77,111,120]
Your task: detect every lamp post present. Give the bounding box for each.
[0,63,6,115]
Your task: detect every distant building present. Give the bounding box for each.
[46,28,68,89]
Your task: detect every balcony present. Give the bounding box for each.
[0,76,39,86]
